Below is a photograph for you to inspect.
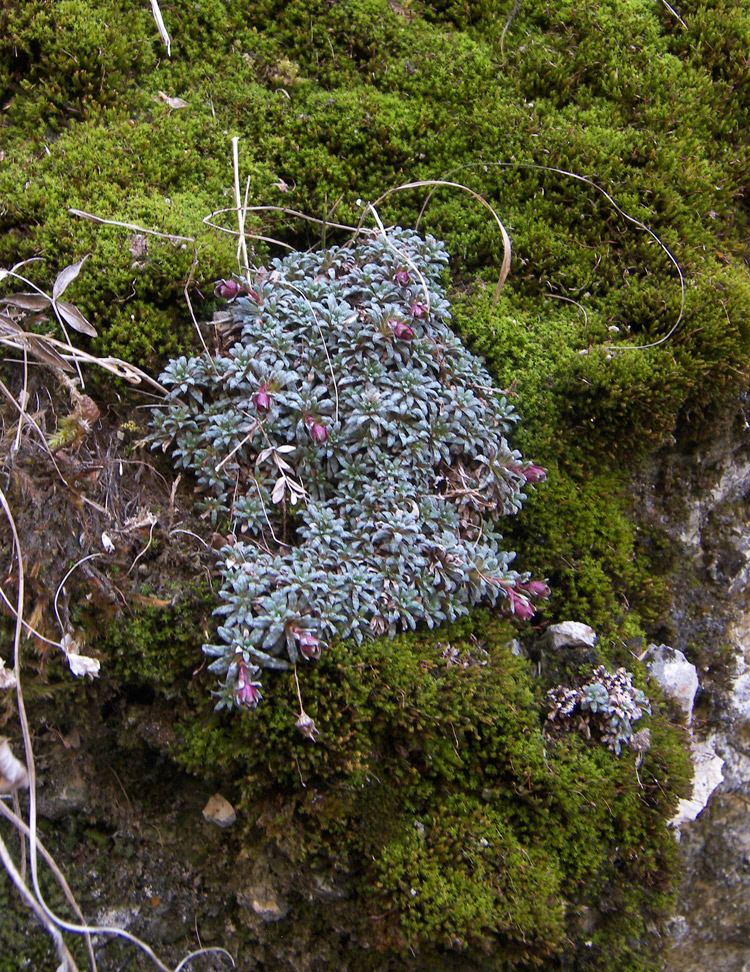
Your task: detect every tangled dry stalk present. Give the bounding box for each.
[0,260,233,970]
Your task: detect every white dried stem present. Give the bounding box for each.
[0,832,79,971]
[0,800,97,971]
[231,138,252,289]
[149,0,171,56]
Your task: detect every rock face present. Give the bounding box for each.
[638,404,750,972]
[543,621,598,650]
[670,736,724,830]
[645,645,699,725]
[644,644,724,829]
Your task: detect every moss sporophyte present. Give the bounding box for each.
[152,229,549,710]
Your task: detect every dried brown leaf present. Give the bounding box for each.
[0,293,52,311]
[52,254,90,301]
[271,477,286,504]
[157,90,188,110]
[27,336,75,372]
[0,313,74,371]
[0,313,22,334]
[55,300,97,337]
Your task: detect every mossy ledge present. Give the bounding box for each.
[91,601,690,971]
[1,0,746,967]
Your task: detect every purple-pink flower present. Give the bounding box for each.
[522,464,547,484]
[236,661,262,708]
[215,279,242,300]
[391,320,415,341]
[305,415,328,444]
[296,629,321,660]
[410,301,428,319]
[394,269,411,286]
[507,588,535,620]
[254,385,271,412]
[518,580,551,598]
[296,709,318,741]
[507,463,547,484]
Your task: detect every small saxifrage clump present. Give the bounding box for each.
[546,666,652,754]
[152,229,547,709]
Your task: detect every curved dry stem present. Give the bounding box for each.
[11,348,28,458]
[202,204,370,254]
[0,582,66,651]
[0,484,234,971]
[660,0,688,29]
[174,948,235,972]
[286,282,340,424]
[231,138,252,288]
[201,215,298,252]
[149,0,171,55]
[545,293,589,328]
[366,203,433,317]
[0,830,80,971]
[53,554,104,635]
[67,206,208,364]
[126,518,157,576]
[416,161,685,350]
[0,800,97,971]
[0,326,168,393]
[372,180,513,308]
[68,210,193,244]
[168,527,210,548]
[182,241,213,364]
[500,0,521,55]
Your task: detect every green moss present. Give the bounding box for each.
[89,580,215,690]
[3,0,746,390]
[505,466,665,636]
[2,0,742,965]
[171,616,689,967]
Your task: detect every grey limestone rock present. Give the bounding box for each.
[645,644,699,725]
[543,621,597,650]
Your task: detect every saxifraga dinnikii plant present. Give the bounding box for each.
[151,228,548,710]
[546,666,652,755]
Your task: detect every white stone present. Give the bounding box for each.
[237,881,289,921]
[670,735,724,829]
[202,793,236,829]
[249,890,287,922]
[728,668,750,723]
[543,622,597,650]
[645,644,699,724]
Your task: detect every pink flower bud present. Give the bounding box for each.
[215,279,242,300]
[296,709,318,741]
[395,269,411,286]
[522,464,547,484]
[298,630,321,660]
[507,463,547,484]
[518,580,551,598]
[507,588,535,620]
[254,385,271,412]
[410,301,428,319]
[392,320,415,341]
[236,661,262,708]
[305,416,328,444]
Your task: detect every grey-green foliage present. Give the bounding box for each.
[546,666,652,755]
[152,229,547,708]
